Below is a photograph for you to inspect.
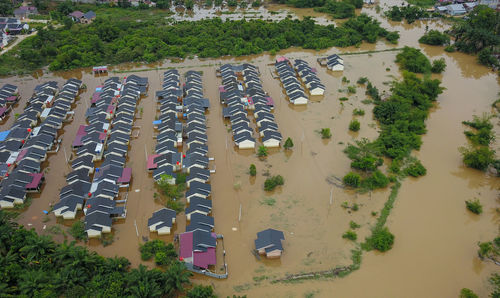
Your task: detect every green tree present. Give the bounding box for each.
[368,227,394,252]
[164,261,192,296]
[460,146,495,171]
[418,30,450,46]
[465,198,482,214]
[257,145,268,157]
[349,119,360,132]
[343,172,361,187]
[395,46,432,73]
[187,285,217,298]
[460,288,478,298]
[249,164,256,176]
[320,128,331,139]
[342,230,357,241]
[283,137,294,149]
[0,0,13,16]
[431,58,446,73]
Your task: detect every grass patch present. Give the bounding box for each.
[260,197,276,206]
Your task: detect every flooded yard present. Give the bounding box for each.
[1,2,499,297]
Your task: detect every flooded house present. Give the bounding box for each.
[255,228,285,259]
[293,59,325,96]
[179,230,217,270]
[148,208,177,235]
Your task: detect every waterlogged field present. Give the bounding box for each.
[1,1,499,298]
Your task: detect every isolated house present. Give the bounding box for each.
[148,208,177,235]
[255,228,285,258]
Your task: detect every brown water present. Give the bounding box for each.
[1,3,499,298]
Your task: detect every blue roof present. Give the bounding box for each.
[0,130,10,142]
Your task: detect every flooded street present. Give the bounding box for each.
[1,2,499,297]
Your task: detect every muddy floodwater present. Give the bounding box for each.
[1,2,499,297]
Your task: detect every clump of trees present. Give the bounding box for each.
[140,240,177,265]
[465,198,483,214]
[460,146,495,171]
[0,210,201,297]
[0,13,399,75]
[385,5,430,24]
[450,5,500,68]
[343,172,361,187]
[365,227,394,252]
[462,114,495,146]
[156,174,186,212]
[459,113,498,172]
[396,46,446,73]
[315,0,363,19]
[349,119,360,132]
[460,288,478,298]
[418,30,450,46]
[264,175,285,191]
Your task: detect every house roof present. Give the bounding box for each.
[148,208,176,227]
[69,11,84,18]
[255,228,285,252]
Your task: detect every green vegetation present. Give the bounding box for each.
[460,146,495,171]
[365,227,394,252]
[0,210,194,297]
[347,86,357,94]
[459,288,478,298]
[465,198,483,215]
[349,221,361,229]
[357,77,368,85]
[365,82,380,101]
[320,128,332,139]
[349,119,360,132]
[249,164,257,176]
[418,30,450,46]
[353,109,365,116]
[342,230,357,241]
[156,174,186,212]
[444,45,456,52]
[406,0,436,7]
[477,238,500,262]
[343,172,361,188]
[395,46,432,73]
[0,12,398,75]
[140,240,178,266]
[451,6,500,68]
[260,197,277,206]
[69,221,87,242]
[339,97,349,101]
[284,137,294,149]
[431,58,447,73]
[258,145,268,157]
[187,285,217,298]
[490,274,500,298]
[462,114,494,146]
[264,175,285,191]
[315,0,362,19]
[385,5,431,23]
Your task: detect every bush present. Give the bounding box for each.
[349,119,360,132]
[459,288,478,298]
[284,137,294,149]
[431,58,446,73]
[444,45,455,52]
[257,145,268,157]
[369,227,394,252]
[478,48,499,67]
[361,170,389,190]
[185,0,194,9]
[320,128,332,139]
[350,221,361,229]
[249,164,256,176]
[418,30,450,46]
[69,221,87,241]
[227,0,237,6]
[353,108,365,116]
[357,77,368,84]
[347,86,357,94]
[460,146,495,171]
[187,285,217,298]
[464,127,495,146]
[404,160,427,177]
[342,230,357,241]
[264,175,284,191]
[343,172,361,188]
[251,0,261,7]
[465,198,482,215]
[339,97,349,101]
[140,240,177,264]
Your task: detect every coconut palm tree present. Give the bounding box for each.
[164,261,192,296]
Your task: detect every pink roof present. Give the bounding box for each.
[218,86,226,92]
[266,96,274,106]
[276,56,288,63]
[193,247,216,269]
[117,167,132,183]
[91,92,101,104]
[147,154,162,170]
[179,231,193,259]
[16,149,27,162]
[106,105,115,114]
[311,67,317,73]
[6,96,17,102]
[26,173,43,189]
[69,11,84,18]
[72,125,87,147]
[0,106,8,116]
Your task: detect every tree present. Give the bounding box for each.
[465,198,482,214]
[343,172,361,187]
[349,119,360,132]
[460,288,478,298]
[395,46,432,73]
[460,146,495,171]
[418,30,450,46]
[249,164,256,176]
[283,137,294,149]
[264,175,284,191]
[0,0,13,16]
[164,261,192,296]
[187,285,217,298]
[342,230,357,241]
[368,227,394,252]
[185,0,194,9]
[320,128,331,139]
[431,58,446,73]
[257,145,268,157]
[57,1,75,15]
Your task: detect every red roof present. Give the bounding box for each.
[16,149,27,162]
[179,231,193,259]
[26,173,43,189]
[193,247,216,269]
[91,92,101,104]
[6,96,17,102]
[117,167,132,183]
[0,106,8,116]
[72,125,87,147]
[147,154,162,170]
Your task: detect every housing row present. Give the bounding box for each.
[0,79,83,208]
[293,59,325,96]
[317,54,344,71]
[218,63,282,149]
[53,75,148,239]
[150,70,225,277]
[275,58,309,105]
[0,84,19,121]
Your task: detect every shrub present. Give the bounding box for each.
[460,146,495,171]
[249,164,256,176]
[465,198,482,215]
[239,0,248,8]
[187,285,217,298]
[431,58,446,73]
[478,48,499,67]
[342,230,357,241]
[361,170,389,190]
[464,127,495,146]
[460,288,478,298]
[365,82,380,101]
[140,240,177,264]
[349,119,360,132]
[347,86,357,94]
[227,0,237,6]
[444,45,455,52]
[284,137,294,149]
[257,145,268,157]
[368,227,394,252]
[404,160,427,177]
[350,221,361,229]
[185,0,194,9]
[69,221,87,241]
[339,97,349,101]
[264,175,284,191]
[418,30,450,46]
[320,128,332,139]
[357,77,368,85]
[353,108,365,116]
[343,172,361,188]
[386,31,400,44]
[352,203,359,211]
[251,0,261,7]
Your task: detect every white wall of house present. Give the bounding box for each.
[238,139,255,149]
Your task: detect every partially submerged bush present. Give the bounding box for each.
[460,146,495,171]
[465,198,482,214]
[257,145,268,157]
[249,164,256,176]
[264,175,284,191]
[343,172,361,188]
[367,227,394,252]
[342,230,357,241]
[349,119,360,132]
[320,128,332,139]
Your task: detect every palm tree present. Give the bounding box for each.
[126,265,164,298]
[18,234,56,264]
[164,261,192,296]
[18,269,52,296]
